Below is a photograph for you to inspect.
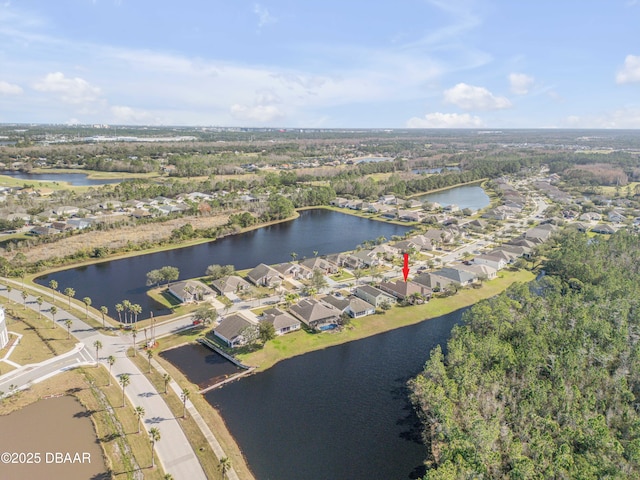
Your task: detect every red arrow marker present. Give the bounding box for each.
[402,253,410,282]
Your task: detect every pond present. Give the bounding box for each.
[205,308,466,480]
[0,395,108,480]
[0,170,121,186]
[37,209,412,317]
[160,343,242,388]
[416,184,490,210]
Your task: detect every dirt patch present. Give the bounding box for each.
[2,214,229,264]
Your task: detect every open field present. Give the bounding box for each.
[239,269,535,371]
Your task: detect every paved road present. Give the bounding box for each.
[0,281,208,480]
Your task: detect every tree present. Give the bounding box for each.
[311,268,328,292]
[20,290,27,309]
[159,266,179,286]
[219,456,232,479]
[145,269,164,287]
[162,373,171,394]
[100,306,108,328]
[93,340,102,364]
[83,296,92,319]
[119,373,130,408]
[131,304,142,323]
[48,279,58,302]
[181,388,190,418]
[192,305,217,326]
[64,319,72,339]
[259,321,276,344]
[205,264,235,280]
[149,427,161,468]
[63,287,75,309]
[353,268,364,285]
[50,305,57,325]
[290,251,298,262]
[106,356,116,386]
[130,327,138,356]
[135,405,145,434]
[146,349,153,373]
[284,292,299,308]
[115,303,124,323]
[240,324,260,347]
[36,296,43,318]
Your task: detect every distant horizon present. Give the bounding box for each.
[1,2,640,129]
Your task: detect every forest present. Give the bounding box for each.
[410,230,640,479]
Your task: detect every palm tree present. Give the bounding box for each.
[181,388,190,418]
[106,356,116,386]
[6,284,11,296]
[149,427,161,468]
[100,306,108,328]
[146,349,153,373]
[49,305,57,326]
[64,319,73,339]
[130,327,138,356]
[119,373,130,407]
[63,287,75,309]
[83,296,92,319]
[20,290,27,309]
[290,251,298,262]
[48,279,58,302]
[93,340,102,364]
[163,475,174,480]
[219,456,232,479]
[122,300,132,323]
[115,303,123,323]
[36,296,43,318]
[162,373,171,394]
[131,304,142,323]
[134,405,145,434]
[313,250,319,258]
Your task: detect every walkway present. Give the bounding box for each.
[0,281,208,480]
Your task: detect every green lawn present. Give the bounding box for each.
[238,269,535,370]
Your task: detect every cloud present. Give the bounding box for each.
[616,55,640,84]
[253,3,276,28]
[443,83,511,110]
[406,112,483,128]
[33,72,102,104]
[563,108,640,128]
[110,105,159,124]
[509,73,534,95]
[230,104,284,123]
[0,80,22,95]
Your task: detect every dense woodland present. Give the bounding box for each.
[410,230,640,479]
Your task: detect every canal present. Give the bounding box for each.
[204,308,466,480]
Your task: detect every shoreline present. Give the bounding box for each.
[237,269,535,372]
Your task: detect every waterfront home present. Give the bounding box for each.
[260,308,301,335]
[378,280,432,303]
[211,275,251,296]
[414,268,475,290]
[398,210,423,222]
[319,295,349,313]
[379,194,397,205]
[473,254,507,271]
[168,280,216,304]
[300,257,339,275]
[289,298,342,330]
[346,297,376,317]
[354,285,396,308]
[455,263,497,280]
[214,313,256,347]
[246,263,283,288]
[272,262,303,279]
[330,197,349,208]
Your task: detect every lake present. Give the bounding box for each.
[206,308,466,480]
[160,343,242,388]
[416,184,490,210]
[0,170,121,186]
[37,209,412,316]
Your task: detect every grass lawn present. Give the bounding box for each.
[238,269,535,371]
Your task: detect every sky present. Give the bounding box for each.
[0,0,639,129]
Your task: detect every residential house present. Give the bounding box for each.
[354,285,396,307]
[168,280,216,304]
[346,297,376,317]
[246,263,283,288]
[474,254,507,271]
[330,197,349,208]
[456,263,497,280]
[260,308,301,335]
[211,275,251,296]
[414,267,476,289]
[608,210,626,223]
[379,194,397,205]
[592,223,617,234]
[378,280,432,303]
[300,257,339,275]
[214,313,256,347]
[289,298,342,330]
[272,262,302,279]
[397,210,423,222]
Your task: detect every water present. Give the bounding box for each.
[411,166,461,174]
[0,395,108,480]
[206,309,465,480]
[160,343,241,388]
[36,209,411,316]
[0,170,121,186]
[416,184,490,210]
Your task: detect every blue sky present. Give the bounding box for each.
[1,0,639,128]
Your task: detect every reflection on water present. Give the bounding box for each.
[160,343,241,388]
[0,170,121,186]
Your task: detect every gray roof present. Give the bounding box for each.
[214,314,254,342]
[348,297,376,313]
[319,295,350,312]
[356,284,389,298]
[261,308,301,332]
[247,263,281,284]
[434,267,476,284]
[211,275,250,294]
[289,299,341,326]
